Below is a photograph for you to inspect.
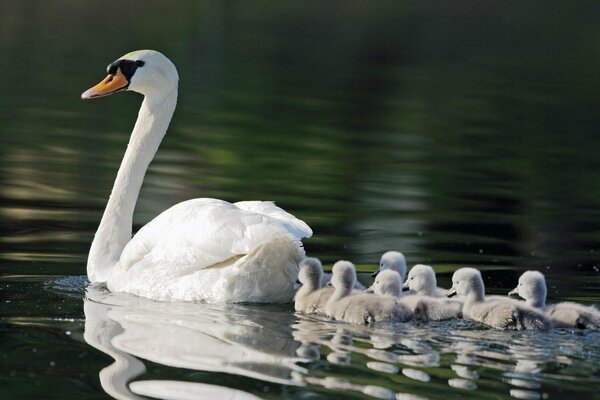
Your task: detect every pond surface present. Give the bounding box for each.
[1,1,599,399]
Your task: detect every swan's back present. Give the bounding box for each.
[108,199,311,302]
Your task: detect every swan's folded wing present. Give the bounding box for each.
[234,201,313,239]
[120,198,311,274]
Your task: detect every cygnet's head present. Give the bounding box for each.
[82,50,178,99]
[367,269,402,297]
[330,260,357,291]
[447,267,484,298]
[509,270,547,306]
[403,264,437,294]
[297,258,324,288]
[372,251,407,281]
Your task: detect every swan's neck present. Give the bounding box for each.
[87,89,177,282]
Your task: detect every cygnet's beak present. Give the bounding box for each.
[81,68,129,100]
[401,281,410,291]
[446,287,457,298]
[370,268,380,278]
[508,287,518,296]
[365,286,374,293]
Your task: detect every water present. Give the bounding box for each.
[1,1,599,399]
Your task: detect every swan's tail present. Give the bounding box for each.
[220,236,305,303]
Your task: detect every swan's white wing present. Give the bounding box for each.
[234,200,312,238]
[119,198,311,275]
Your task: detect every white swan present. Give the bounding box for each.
[371,251,407,281]
[368,269,461,321]
[509,270,600,329]
[447,268,552,330]
[326,261,413,324]
[81,50,312,303]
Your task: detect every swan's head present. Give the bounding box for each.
[404,264,437,294]
[81,50,178,99]
[447,267,484,298]
[297,257,323,288]
[367,269,401,297]
[372,251,406,281]
[330,260,356,291]
[509,270,547,303]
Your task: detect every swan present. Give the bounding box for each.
[368,269,461,321]
[371,251,407,281]
[81,50,312,303]
[509,270,600,329]
[447,268,552,330]
[326,261,413,324]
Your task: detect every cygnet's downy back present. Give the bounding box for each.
[448,268,551,330]
[327,261,413,324]
[509,270,600,329]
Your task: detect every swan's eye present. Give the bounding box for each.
[136,60,145,67]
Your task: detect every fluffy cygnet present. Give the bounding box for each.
[371,251,407,282]
[294,258,334,314]
[402,264,448,297]
[326,261,413,324]
[368,269,461,321]
[448,268,552,330]
[509,270,600,329]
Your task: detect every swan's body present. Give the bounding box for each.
[509,271,600,329]
[369,269,461,321]
[83,50,311,303]
[326,261,413,324]
[448,268,552,330]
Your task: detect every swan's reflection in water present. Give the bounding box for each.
[83,284,600,400]
[84,284,305,399]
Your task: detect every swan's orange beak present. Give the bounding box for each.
[81,68,129,100]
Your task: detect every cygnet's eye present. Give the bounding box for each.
[410,277,414,280]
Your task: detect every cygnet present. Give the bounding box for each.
[447,268,552,330]
[369,269,461,321]
[326,261,413,324]
[402,264,448,297]
[371,251,407,281]
[294,258,334,314]
[509,270,600,329]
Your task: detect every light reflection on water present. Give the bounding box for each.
[69,279,599,400]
